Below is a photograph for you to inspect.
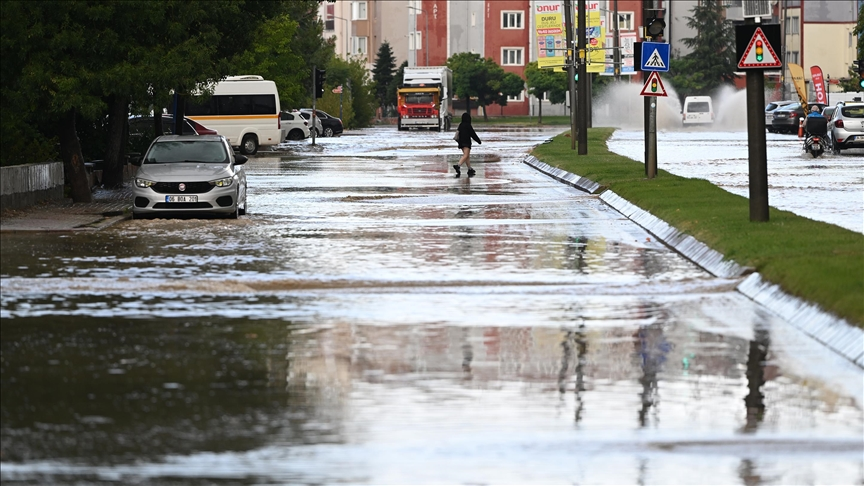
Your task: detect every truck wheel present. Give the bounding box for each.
[240,134,258,155]
[397,117,402,131]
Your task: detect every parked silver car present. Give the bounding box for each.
[131,135,248,219]
[828,101,864,154]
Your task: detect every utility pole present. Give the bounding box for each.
[577,0,588,154]
[564,0,577,150]
[613,0,621,82]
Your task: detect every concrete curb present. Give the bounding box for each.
[522,154,864,369]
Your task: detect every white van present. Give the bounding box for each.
[186,75,281,155]
[681,96,714,126]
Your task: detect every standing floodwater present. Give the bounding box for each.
[2,127,862,484]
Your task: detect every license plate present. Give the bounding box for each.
[166,195,198,203]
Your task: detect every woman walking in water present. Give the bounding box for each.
[453,112,481,176]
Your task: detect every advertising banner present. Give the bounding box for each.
[810,65,826,105]
[575,1,606,73]
[788,63,807,104]
[602,33,638,76]
[535,1,566,70]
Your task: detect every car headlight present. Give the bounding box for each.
[209,177,234,187]
[135,178,156,188]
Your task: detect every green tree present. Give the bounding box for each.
[524,62,568,123]
[493,72,527,116]
[667,0,737,101]
[387,61,408,117]
[447,52,508,120]
[316,56,375,129]
[371,42,397,116]
[0,0,290,197]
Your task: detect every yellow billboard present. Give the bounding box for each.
[535,1,566,70]
[576,2,606,73]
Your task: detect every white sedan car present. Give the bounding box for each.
[131,135,248,219]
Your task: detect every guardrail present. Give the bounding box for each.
[0,161,64,211]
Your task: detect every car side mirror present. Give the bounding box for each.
[129,156,142,166]
[234,154,248,165]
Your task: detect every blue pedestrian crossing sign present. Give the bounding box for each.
[640,42,670,72]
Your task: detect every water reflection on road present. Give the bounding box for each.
[1,127,862,484]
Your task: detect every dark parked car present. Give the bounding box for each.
[299,109,343,137]
[129,115,218,154]
[771,102,826,134]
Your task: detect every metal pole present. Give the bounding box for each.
[577,0,588,154]
[642,1,650,173]
[613,0,621,81]
[564,0,576,150]
[312,66,317,146]
[746,18,769,222]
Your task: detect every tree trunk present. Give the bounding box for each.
[57,109,92,203]
[101,95,129,188]
[538,98,543,124]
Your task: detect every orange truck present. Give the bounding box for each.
[397,67,453,132]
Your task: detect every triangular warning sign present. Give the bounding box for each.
[644,49,666,69]
[738,27,781,68]
[640,71,668,97]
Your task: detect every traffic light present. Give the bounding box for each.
[650,77,658,93]
[315,68,326,98]
[755,40,764,62]
[855,60,864,89]
[645,17,665,39]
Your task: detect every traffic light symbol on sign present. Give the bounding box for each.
[651,79,658,92]
[755,40,763,62]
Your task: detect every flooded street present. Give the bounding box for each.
[1,126,862,484]
[606,130,864,234]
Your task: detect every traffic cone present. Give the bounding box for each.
[798,117,804,138]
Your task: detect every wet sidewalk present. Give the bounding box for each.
[0,185,132,233]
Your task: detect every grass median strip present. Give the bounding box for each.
[531,127,864,327]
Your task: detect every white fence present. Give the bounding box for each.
[0,161,64,211]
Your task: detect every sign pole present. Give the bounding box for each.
[744,20,768,222]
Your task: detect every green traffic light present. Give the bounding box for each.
[859,78,864,89]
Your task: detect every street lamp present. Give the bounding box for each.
[333,15,350,58]
[407,6,428,66]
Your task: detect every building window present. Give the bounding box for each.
[352,1,367,21]
[325,4,335,31]
[507,90,525,103]
[502,48,524,66]
[352,36,368,56]
[502,11,523,29]
[611,12,634,31]
[408,31,422,50]
[785,16,799,35]
[408,0,422,9]
[786,51,798,64]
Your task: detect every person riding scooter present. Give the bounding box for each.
[803,106,828,157]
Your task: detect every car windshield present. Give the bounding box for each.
[779,104,801,111]
[841,106,864,118]
[144,141,228,164]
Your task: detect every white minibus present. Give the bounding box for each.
[681,96,715,126]
[185,75,281,155]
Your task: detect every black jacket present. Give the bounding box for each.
[456,122,481,149]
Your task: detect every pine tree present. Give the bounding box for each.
[668,0,737,100]
[371,42,397,115]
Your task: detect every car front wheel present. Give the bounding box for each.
[323,127,334,137]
